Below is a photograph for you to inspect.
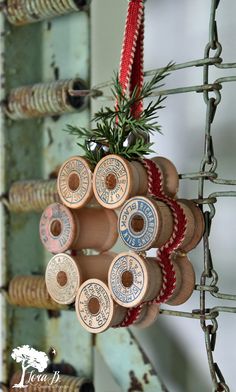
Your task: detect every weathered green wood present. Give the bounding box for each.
[1,9,92,384]
[97,328,168,392]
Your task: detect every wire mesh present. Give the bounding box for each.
[90,1,236,390]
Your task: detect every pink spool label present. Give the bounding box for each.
[39,203,74,253]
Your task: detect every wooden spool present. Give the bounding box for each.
[133,304,160,328]
[118,196,174,251]
[151,156,179,198]
[75,279,127,333]
[166,253,196,306]
[46,252,115,305]
[8,275,65,310]
[57,156,93,209]
[118,196,204,252]
[178,199,205,252]
[39,203,118,253]
[108,252,164,307]
[108,251,195,308]
[10,371,94,391]
[93,154,179,209]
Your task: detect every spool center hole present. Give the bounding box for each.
[50,219,62,237]
[105,173,117,190]
[131,214,145,233]
[68,172,80,191]
[88,297,100,315]
[122,271,133,288]
[57,271,68,287]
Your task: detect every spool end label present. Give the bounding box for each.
[76,280,113,332]
[119,197,158,251]
[94,156,129,206]
[46,254,80,305]
[39,203,74,253]
[58,157,92,207]
[109,253,146,306]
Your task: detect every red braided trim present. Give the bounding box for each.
[129,13,144,118]
[118,159,187,327]
[118,0,144,118]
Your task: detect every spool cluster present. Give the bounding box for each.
[39,154,205,333]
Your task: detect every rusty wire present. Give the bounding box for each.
[4,78,88,120]
[5,0,91,26]
[158,1,235,390]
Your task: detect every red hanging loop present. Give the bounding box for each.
[118,0,144,118]
[115,0,187,328]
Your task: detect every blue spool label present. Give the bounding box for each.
[119,197,158,251]
[109,254,145,305]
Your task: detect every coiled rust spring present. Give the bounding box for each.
[5,79,87,120]
[10,372,94,392]
[8,275,65,310]
[5,0,91,26]
[8,179,59,213]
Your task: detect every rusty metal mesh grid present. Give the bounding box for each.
[148,1,236,390]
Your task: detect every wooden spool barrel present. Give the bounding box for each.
[166,253,196,306]
[108,252,195,308]
[75,278,127,333]
[133,304,160,328]
[93,154,179,209]
[118,196,204,252]
[45,252,115,305]
[39,203,118,253]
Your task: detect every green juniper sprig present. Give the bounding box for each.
[66,63,173,167]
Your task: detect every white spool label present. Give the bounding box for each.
[77,282,111,330]
[119,197,158,250]
[58,158,91,205]
[46,255,79,304]
[109,254,145,304]
[94,157,128,205]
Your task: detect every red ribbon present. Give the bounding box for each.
[118,159,187,327]
[116,0,187,327]
[118,0,144,118]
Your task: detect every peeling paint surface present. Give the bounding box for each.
[1,9,92,384]
[97,328,167,392]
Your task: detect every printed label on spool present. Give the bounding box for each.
[58,157,92,206]
[76,280,112,331]
[109,253,145,306]
[46,254,80,304]
[40,203,74,253]
[119,197,158,251]
[94,156,129,205]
